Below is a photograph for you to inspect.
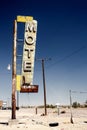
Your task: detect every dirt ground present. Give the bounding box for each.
[0,107,87,130]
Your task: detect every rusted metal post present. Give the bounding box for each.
[42,59,47,115]
[12,20,17,119]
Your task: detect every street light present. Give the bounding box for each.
[7,64,11,71]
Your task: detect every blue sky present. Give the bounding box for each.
[0,0,87,106]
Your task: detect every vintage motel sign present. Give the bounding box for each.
[17,16,38,93]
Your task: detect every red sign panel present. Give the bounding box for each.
[20,85,38,93]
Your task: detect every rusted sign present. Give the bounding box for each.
[20,85,38,93]
[21,19,37,86]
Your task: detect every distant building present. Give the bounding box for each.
[0,100,8,109]
[2,101,7,109]
[0,100,3,109]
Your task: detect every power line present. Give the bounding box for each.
[46,45,86,69]
[71,90,87,94]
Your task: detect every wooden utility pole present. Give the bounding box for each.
[69,90,74,123]
[42,59,47,115]
[36,58,51,115]
[12,20,17,119]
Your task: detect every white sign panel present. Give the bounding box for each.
[21,20,37,85]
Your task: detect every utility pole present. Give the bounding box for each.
[12,20,17,119]
[36,58,51,115]
[42,59,47,115]
[69,90,74,123]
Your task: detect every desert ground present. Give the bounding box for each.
[0,107,87,130]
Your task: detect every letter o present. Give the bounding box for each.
[25,36,35,45]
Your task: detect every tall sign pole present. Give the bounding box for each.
[12,20,17,119]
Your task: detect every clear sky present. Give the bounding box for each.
[0,0,87,106]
